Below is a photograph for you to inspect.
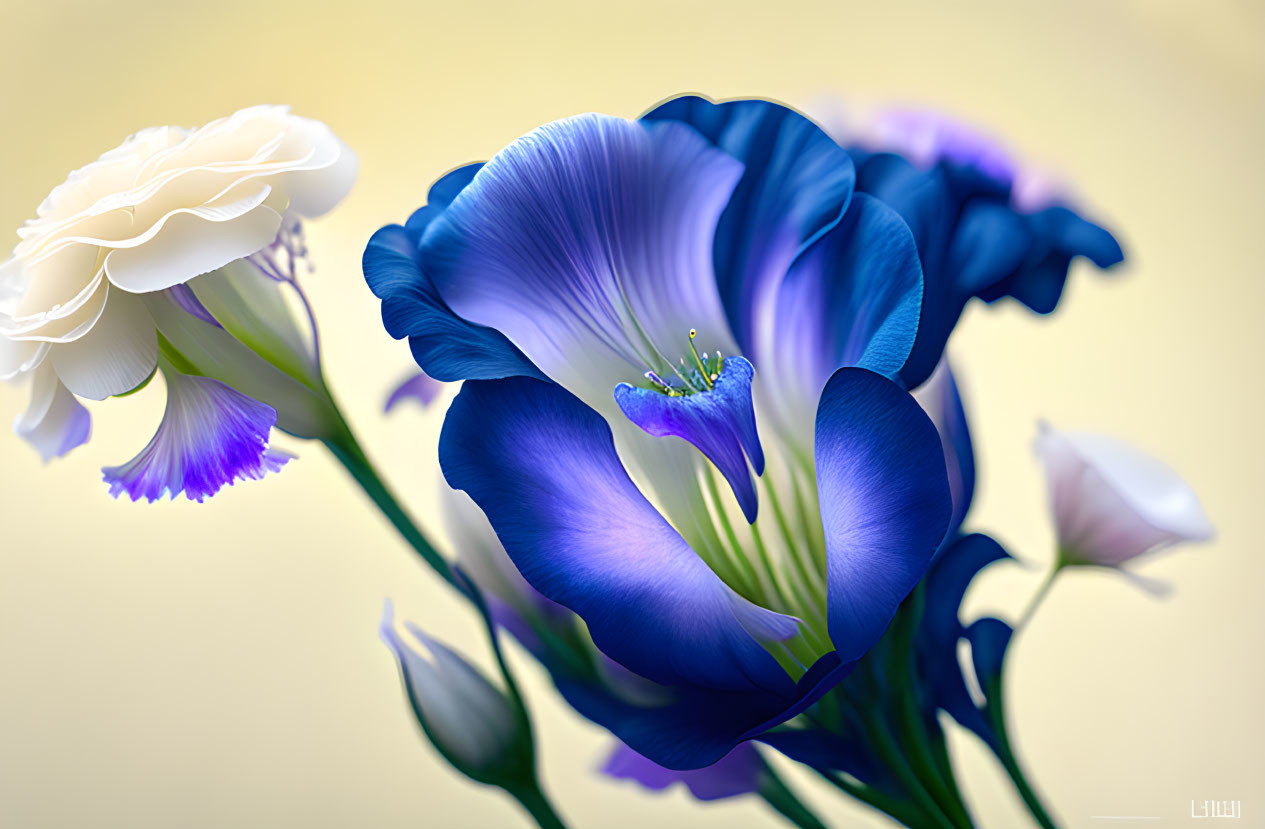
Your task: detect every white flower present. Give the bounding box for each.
[1035,422,1214,569]
[1,106,356,500]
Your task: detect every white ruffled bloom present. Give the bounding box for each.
[1,106,356,499]
[1035,422,1214,569]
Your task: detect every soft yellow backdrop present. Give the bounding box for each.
[1,1,1261,826]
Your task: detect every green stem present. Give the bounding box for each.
[884,589,973,828]
[1016,566,1060,630]
[813,768,928,829]
[321,409,457,590]
[507,782,569,829]
[983,676,1059,829]
[758,761,829,829]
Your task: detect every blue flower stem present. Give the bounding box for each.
[757,759,828,829]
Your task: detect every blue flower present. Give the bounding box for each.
[842,108,1125,386]
[366,96,955,769]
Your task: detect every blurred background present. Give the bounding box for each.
[1,0,1261,826]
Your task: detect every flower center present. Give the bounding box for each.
[640,329,724,397]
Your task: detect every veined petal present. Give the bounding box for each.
[421,114,742,413]
[0,336,49,380]
[642,96,855,357]
[601,740,764,801]
[102,369,290,502]
[14,360,91,461]
[363,221,541,382]
[815,368,951,663]
[765,194,923,441]
[615,355,763,523]
[439,376,797,695]
[49,287,158,400]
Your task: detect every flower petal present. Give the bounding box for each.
[421,114,742,412]
[1035,424,1213,566]
[383,370,443,413]
[814,367,951,663]
[103,189,283,294]
[439,375,797,695]
[102,370,290,502]
[615,355,763,523]
[642,96,855,357]
[363,221,542,382]
[913,358,975,541]
[14,360,91,461]
[50,287,158,400]
[601,740,765,801]
[764,193,923,441]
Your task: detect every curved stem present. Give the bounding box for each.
[758,760,829,829]
[507,782,569,829]
[813,768,928,829]
[320,406,457,590]
[1016,566,1060,630]
[983,676,1059,829]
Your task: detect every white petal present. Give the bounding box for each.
[1035,423,1213,567]
[50,287,157,399]
[104,193,281,293]
[13,360,91,461]
[0,336,49,380]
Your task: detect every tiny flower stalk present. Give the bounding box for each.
[380,597,568,829]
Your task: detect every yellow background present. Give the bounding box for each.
[1,1,1261,826]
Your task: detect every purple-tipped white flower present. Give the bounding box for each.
[1,105,357,500]
[1035,422,1214,569]
[378,601,534,788]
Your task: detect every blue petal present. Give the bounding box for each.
[915,360,976,542]
[966,617,1013,687]
[614,356,763,523]
[384,370,443,413]
[438,376,797,695]
[421,114,743,412]
[554,651,848,769]
[763,193,923,438]
[102,371,290,502]
[851,152,1124,387]
[916,533,1011,747]
[601,740,765,801]
[814,367,952,663]
[362,223,543,382]
[642,96,855,354]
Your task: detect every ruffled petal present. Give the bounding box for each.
[642,96,855,356]
[363,222,542,382]
[601,740,764,801]
[13,360,91,461]
[49,287,158,400]
[439,376,797,695]
[102,370,290,502]
[421,114,742,412]
[103,188,283,293]
[615,356,763,523]
[764,193,923,441]
[814,368,951,663]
